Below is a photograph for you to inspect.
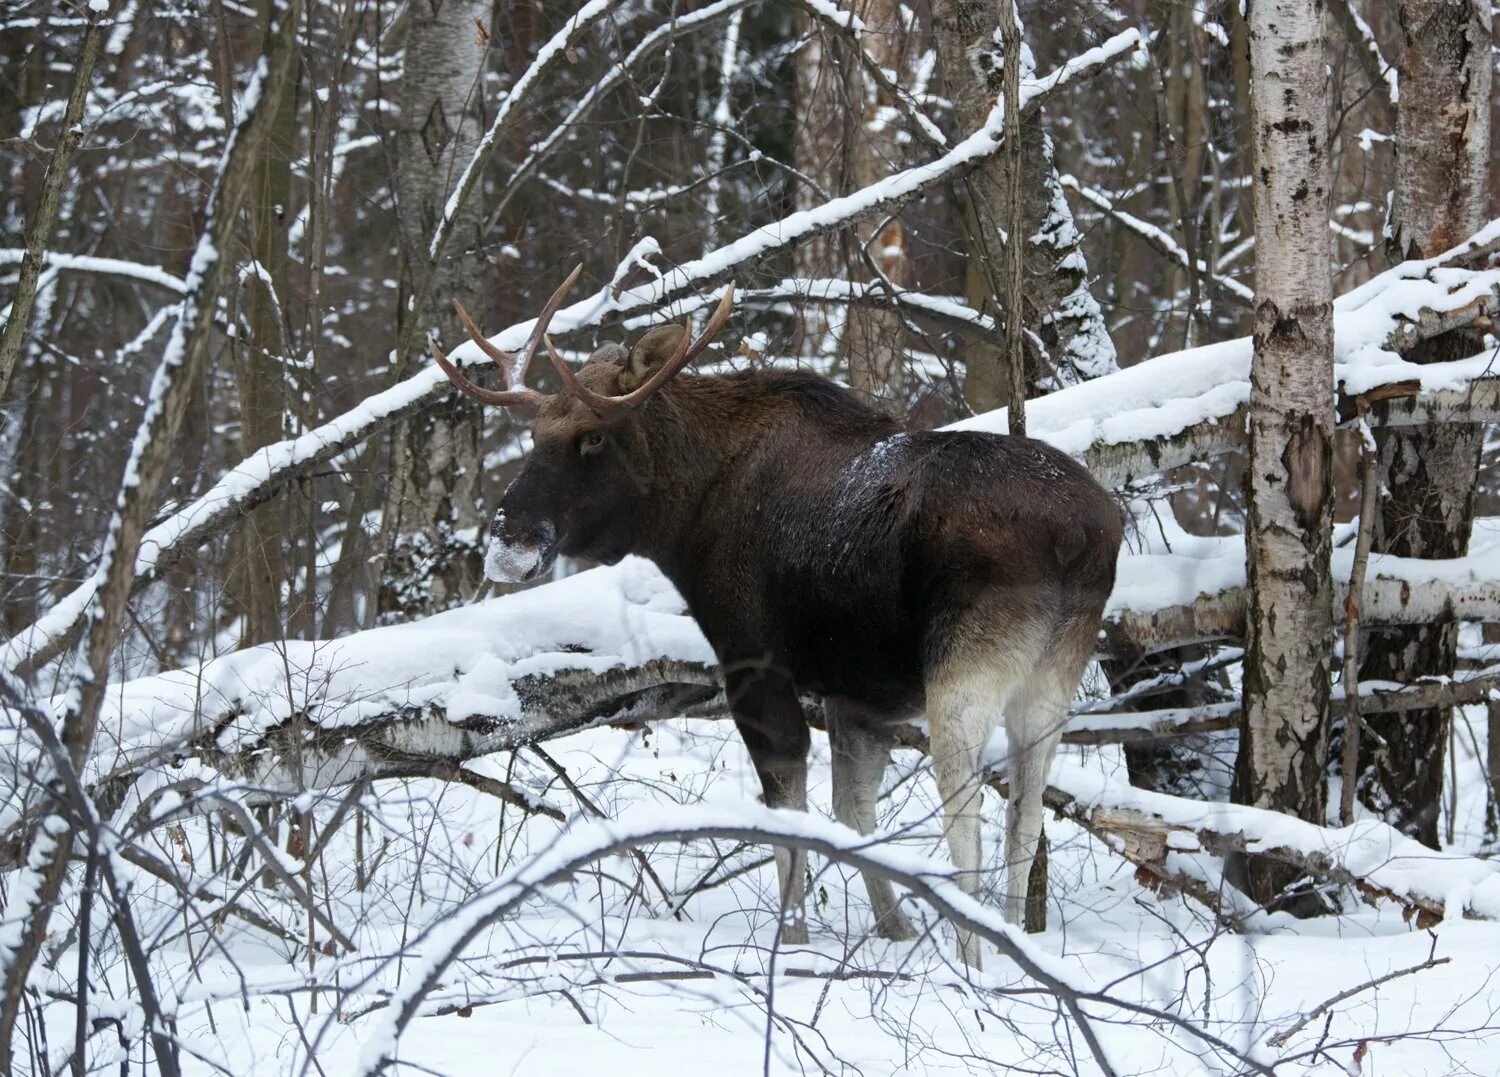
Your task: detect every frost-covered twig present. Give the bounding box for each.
[344,804,1275,1076]
[1059,175,1254,305]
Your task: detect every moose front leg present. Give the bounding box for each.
[727,667,811,947]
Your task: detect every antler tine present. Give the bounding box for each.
[432,265,584,409]
[450,263,582,390]
[542,335,619,414]
[613,282,736,407]
[427,336,546,409]
[539,282,737,416]
[452,300,521,386]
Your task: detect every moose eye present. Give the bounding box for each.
[579,431,606,455]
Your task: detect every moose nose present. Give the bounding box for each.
[484,514,557,584]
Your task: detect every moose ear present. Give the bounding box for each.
[620,323,688,392]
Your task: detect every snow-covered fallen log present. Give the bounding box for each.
[1063,664,1500,745]
[17,514,1500,824]
[952,218,1500,488]
[1036,756,1500,926]
[11,549,1500,928]
[1106,519,1500,654]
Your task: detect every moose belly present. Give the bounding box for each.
[781,609,926,715]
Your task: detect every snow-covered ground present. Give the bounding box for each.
[25,691,1500,1076]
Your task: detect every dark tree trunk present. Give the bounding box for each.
[929,0,1116,415]
[225,0,298,647]
[1356,0,1491,849]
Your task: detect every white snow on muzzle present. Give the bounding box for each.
[485,538,544,583]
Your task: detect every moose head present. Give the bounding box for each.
[427,268,735,583]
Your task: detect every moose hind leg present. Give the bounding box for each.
[761,758,809,946]
[826,700,915,941]
[1003,666,1080,930]
[926,670,1016,969]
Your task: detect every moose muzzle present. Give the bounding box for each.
[484,513,556,584]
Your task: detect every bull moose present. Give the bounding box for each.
[429,269,1122,967]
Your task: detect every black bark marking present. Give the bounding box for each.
[1281,416,1331,534]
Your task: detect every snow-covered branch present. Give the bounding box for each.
[3,29,1147,679]
[1107,528,1500,655]
[1058,175,1254,306]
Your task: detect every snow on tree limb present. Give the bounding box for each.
[3,30,1146,679]
[1106,528,1500,654]
[0,249,187,294]
[8,227,1499,678]
[1058,175,1254,305]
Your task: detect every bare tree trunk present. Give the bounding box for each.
[378,0,491,623]
[844,0,910,413]
[791,13,842,360]
[0,6,108,408]
[1230,0,1335,911]
[930,0,1117,416]
[793,1,910,411]
[0,2,301,1056]
[0,5,108,405]
[225,0,297,647]
[1356,0,1492,849]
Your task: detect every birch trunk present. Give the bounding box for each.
[378,0,490,622]
[1230,0,1335,910]
[1356,0,1492,849]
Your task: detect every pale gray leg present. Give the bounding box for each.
[826,700,916,941]
[762,760,809,946]
[1003,680,1070,930]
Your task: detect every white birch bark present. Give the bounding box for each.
[1232,0,1336,907]
[379,0,491,622]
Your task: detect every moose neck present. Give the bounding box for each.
[623,374,770,581]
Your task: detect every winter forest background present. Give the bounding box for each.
[2,0,1500,1073]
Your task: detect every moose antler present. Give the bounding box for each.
[427,264,582,409]
[543,284,736,415]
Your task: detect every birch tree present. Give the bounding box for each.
[378,0,492,622]
[1356,0,1493,848]
[1230,0,1335,908]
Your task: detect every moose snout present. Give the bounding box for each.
[484,513,557,584]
